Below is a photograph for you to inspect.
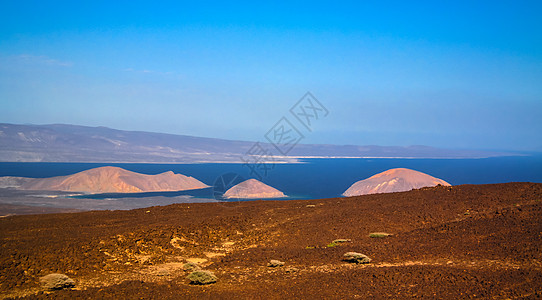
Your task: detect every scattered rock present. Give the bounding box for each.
[170,237,184,249]
[183,262,201,272]
[285,267,299,273]
[332,239,351,244]
[39,273,75,290]
[267,259,285,267]
[343,252,372,264]
[306,204,316,208]
[369,232,392,238]
[222,241,235,247]
[186,270,217,285]
[135,254,153,264]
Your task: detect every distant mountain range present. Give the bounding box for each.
[0,123,515,163]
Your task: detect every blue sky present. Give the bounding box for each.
[1,1,541,151]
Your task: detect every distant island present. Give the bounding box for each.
[223,179,286,199]
[343,168,451,196]
[0,123,516,163]
[0,166,208,194]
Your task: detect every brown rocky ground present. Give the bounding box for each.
[1,182,541,299]
[0,204,80,217]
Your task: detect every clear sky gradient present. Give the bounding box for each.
[1,1,541,151]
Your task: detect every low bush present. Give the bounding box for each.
[183,262,201,271]
[369,232,392,238]
[186,270,217,285]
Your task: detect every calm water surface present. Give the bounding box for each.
[1,156,541,203]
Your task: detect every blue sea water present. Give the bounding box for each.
[0,156,541,202]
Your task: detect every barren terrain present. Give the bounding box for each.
[1,182,541,299]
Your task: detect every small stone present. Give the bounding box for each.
[343,252,372,264]
[267,259,285,267]
[285,267,299,273]
[39,273,75,290]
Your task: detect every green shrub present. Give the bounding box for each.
[327,238,351,247]
[332,239,351,244]
[187,270,217,285]
[369,232,392,238]
[183,262,201,271]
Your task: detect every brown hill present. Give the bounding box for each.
[0,182,541,299]
[343,168,451,196]
[223,179,285,199]
[18,166,208,193]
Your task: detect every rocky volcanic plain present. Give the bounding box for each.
[1,182,541,299]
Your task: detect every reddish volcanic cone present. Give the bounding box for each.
[343,168,450,197]
[19,166,208,194]
[223,179,285,199]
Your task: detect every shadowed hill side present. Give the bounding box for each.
[17,166,209,194]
